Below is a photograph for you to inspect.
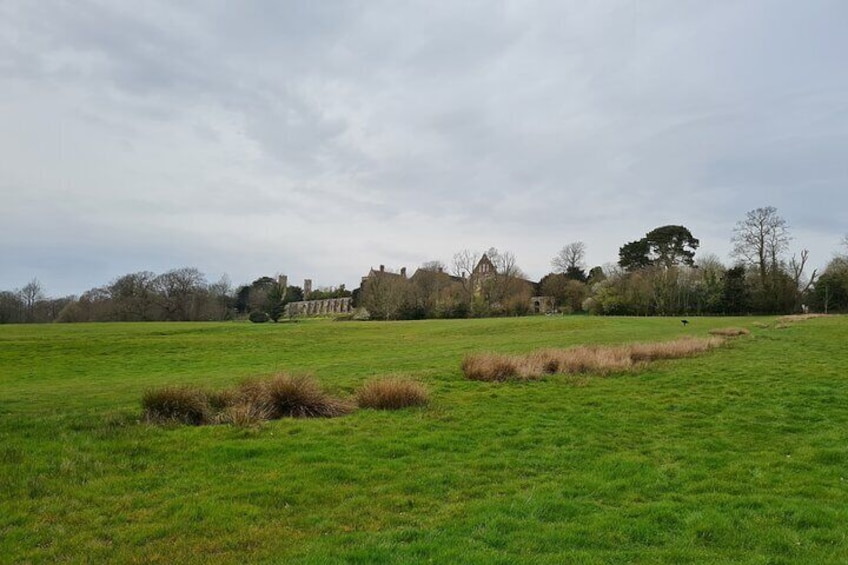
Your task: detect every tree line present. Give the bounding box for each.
[0,269,349,324]
[3,206,847,324]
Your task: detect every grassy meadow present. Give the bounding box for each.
[2,315,847,563]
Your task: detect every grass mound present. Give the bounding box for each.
[462,337,725,381]
[356,378,430,409]
[142,385,213,425]
[708,327,751,337]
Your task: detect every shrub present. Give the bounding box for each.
[708,327,750,337]
[142,385,212,425]
[249,311,270,323]
[356,378,429,409]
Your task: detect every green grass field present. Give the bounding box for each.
[2,316,847,563]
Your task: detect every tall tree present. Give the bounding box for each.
[153,268,207,321]
[19,279,45,322]
[644,225,699,268]
[731,206,790,287]
[618,239,652,271]
[619,226,699,271]
[552,242,587,280]
[109,271,156,321]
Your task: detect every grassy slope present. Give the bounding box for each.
[1,316,847,563]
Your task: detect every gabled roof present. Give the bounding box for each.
[472,254,496,277]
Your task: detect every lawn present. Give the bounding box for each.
[1,315,847,563]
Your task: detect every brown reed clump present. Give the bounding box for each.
[778,314,830,323]
[461,337,725,381]
[708,327,751,337]
[461,353,521,382]
[254,374,352,418]
[142,385,213,425]
[356,378,430,410]
[628,336,724,362]
[215,402,272,427]
[144,373,352,427]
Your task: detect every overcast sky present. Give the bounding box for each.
[2,1,846,296]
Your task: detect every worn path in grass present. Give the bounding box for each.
[1,316,847,563]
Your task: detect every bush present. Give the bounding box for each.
[142,385,212,425]
[356,378,429,409]
[249,310,270,323]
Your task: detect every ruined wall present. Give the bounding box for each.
[284,297,353,317]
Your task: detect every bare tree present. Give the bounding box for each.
[420,260,446,273]
[552,242,586,273]
[361,271,413,320]
[452,249,481,305]
[731,206,791,287]
[451,250,480,280]
[789,249,818,311]
[109,271,157,321]
[153,267,207,321]
[208,275,233,320]
[486,247,524,279]
[19,279,44,322]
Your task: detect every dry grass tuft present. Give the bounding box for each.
[629,336,724,361]
[144,373,352,426]
[259,374,352,418]
[752,322,770,329]
[461,353,521,382]
[142,385,212,425]
[708,327,750,337]
[779,314,831,323]
[215,402,272,427]
[356,378,430,409]
[462,337,725,381]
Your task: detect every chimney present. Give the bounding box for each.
[401,267,407,277]
[379,265,385,272]
[303,279,312,298]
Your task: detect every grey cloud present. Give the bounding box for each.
[2,1,847,295]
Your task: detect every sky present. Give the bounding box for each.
[2,1,847,296]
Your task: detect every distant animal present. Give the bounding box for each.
[681,320,689,326]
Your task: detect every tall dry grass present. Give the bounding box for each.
[143,373,351,426]
[142,385,213,425]
[461,353,522,382]
[235,374,352,418]
[356,378,430,409]
[708,327,750,337]
[779,314,831,323]
[461,337,725,381]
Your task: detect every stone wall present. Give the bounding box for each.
[284,297,353,317]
